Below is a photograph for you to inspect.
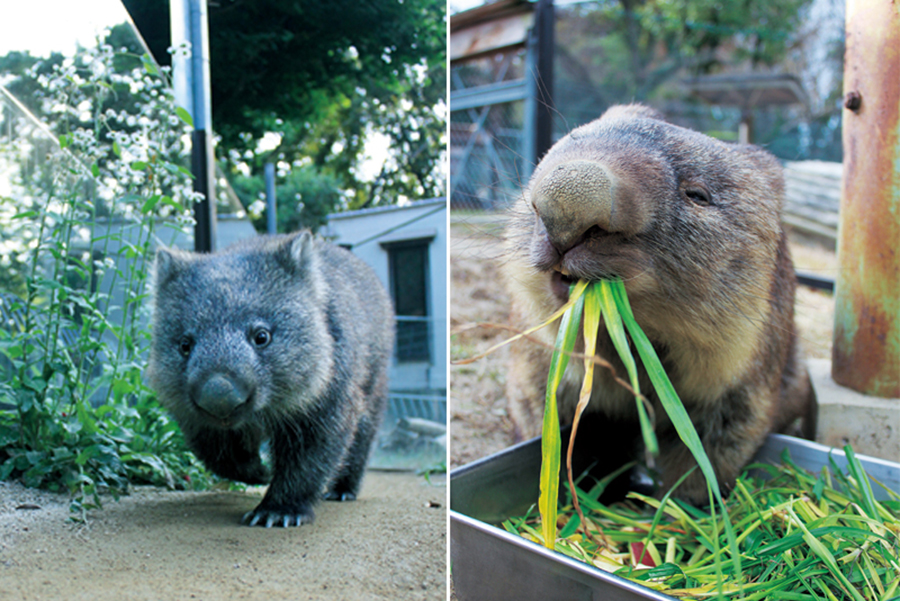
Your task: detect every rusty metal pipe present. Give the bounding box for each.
[831,0,900,397]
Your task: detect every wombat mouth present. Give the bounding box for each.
[551,270,578,301]
[194,390,256,429]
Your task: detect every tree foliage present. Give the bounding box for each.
[229,166,344,234]
[551,0,843,160]
[123,0,446,220]
[556,0,812,109]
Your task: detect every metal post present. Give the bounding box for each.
[265,163,277,235]
[171,0,217,252]
[831,0,899,397]
[533,0,554,165]
[523,32,537,182]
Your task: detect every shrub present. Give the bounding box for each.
[0,40,214,517]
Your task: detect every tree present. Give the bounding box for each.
[123,0,446,216]
[551,0,844,160]
[556,0,812,110]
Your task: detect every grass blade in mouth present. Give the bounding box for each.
[540,282,586,549]
[565,282,601,543]
[595,279,658,460]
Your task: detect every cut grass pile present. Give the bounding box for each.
[505,449,900,600]
[455,277,899,599]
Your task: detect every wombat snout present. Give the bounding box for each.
[192,373,254,421]
[531,160,650,253]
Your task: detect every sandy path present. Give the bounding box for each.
[0,471,446,600]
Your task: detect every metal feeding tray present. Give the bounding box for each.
[450,434,900,601]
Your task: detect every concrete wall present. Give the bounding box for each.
[324,199,447,394]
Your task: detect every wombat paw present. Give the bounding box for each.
[242,505,314,528]
[323,491,356,502]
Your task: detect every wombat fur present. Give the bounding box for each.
[504,104,816,503]
[147,232,394,527]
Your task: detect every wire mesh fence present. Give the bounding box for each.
[371,315,447,471]
[451,50,529,212]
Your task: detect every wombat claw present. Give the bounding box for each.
[242,508,313,528]
[323,491,356,502]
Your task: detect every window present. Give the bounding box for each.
[386,239,430,363]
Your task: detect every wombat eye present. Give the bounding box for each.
[178,336,193,357]
[251,328,272,348]
[683,186,712,205]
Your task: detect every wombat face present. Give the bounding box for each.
[147,235,334,430]
[512,105,782,308]
[506,104,790,404]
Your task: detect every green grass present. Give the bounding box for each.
[506,449,900,600]
[513,278,900,599]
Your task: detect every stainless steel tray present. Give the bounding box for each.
[450,434,900,601]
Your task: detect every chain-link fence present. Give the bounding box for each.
[372,314,447,470]
[450,50,529,212]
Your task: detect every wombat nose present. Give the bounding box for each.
[194,374,251,419]
[532,160,628,251]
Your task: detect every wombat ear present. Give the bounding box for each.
[277,231,318,277]
[288,231,315,266]
[602,103,666,123]
[279,231,326,299]
[154,248,185,287]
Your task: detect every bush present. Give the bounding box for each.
[0,40,215,517]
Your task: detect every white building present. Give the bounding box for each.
[324,198,447,396]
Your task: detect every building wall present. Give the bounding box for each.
[324,199,447,394]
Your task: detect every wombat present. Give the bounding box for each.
[147,231,394,527]
[504,104,815,503]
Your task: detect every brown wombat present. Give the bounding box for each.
[504,104,815,502]
[147,232,394,527]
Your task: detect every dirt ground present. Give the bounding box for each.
[0,471,446,601]
[449,216,838,469]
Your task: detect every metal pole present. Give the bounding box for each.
[265,163,277,235]
[831,0,899,397]
[523,31,537,181]
[533,0,554,165]
[171,0,217,252]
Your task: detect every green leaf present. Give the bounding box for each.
[141,53,159,77]
[160,195,182,211]
[787,506,866,601]
[540,281,587,549]
[130,161,148,172]
[175,106,194,128]
[596,280,658,456]
[844,445,882,524]
[0,458,16,481]
[141,195,161,214]
[25,450,44,466]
